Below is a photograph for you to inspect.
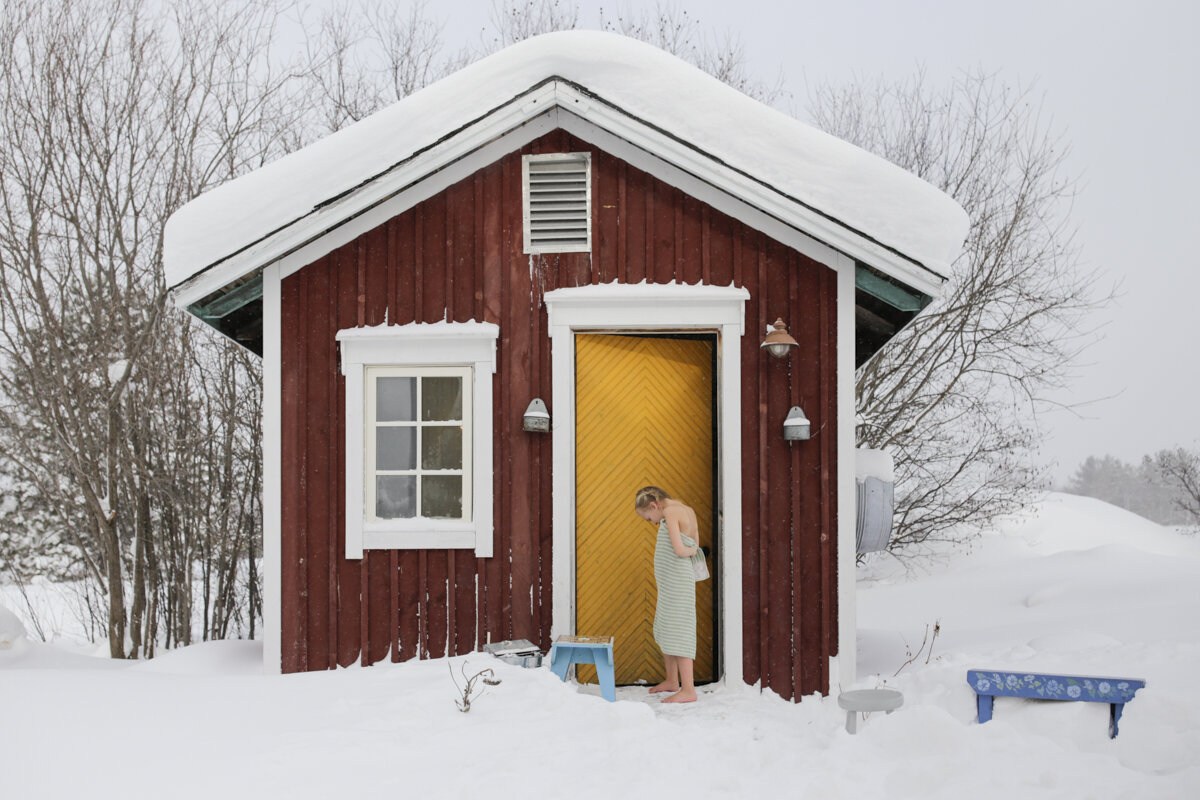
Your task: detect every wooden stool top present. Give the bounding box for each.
[554,635,614,647]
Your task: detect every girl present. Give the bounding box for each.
[634,485,701,703]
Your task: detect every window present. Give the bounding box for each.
[337,322,498,558]
[367,367,471,523]
[523,152,591,254]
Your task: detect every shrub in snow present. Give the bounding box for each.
[451,664,501,712]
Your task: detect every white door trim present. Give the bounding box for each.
[545,282,748,687]
[261,263,282,674]
[835,254,858,690]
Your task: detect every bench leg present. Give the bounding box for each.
[595,655,616,702]
[976,694,994,724]
[1110,703,1124,739]
[549,647,572,682]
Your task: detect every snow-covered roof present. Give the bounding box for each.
[164,31,967,305]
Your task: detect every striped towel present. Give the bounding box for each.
[653,519,697,659]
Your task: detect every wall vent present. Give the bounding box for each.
[523,153,591,254]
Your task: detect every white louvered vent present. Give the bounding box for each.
[523,153,591,254]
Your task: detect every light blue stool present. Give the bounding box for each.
[549,635,616,702]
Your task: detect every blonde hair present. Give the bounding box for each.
[634,485,671,510]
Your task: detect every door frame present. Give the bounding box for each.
[573,331,719,684]
[545,283,749,687]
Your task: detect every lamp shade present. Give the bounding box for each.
[760,318,798,358]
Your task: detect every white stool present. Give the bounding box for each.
[838,688,904,733]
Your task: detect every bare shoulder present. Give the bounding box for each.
[667,501,698,535]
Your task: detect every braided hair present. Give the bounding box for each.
[634,485,671,510]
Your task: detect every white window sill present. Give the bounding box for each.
[363,529,477,550]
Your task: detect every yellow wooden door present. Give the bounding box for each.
[575,333,716,685]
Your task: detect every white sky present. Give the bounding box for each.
[344,0,1200,483]
[720,0,1200,485]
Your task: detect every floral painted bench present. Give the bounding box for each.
[967,669,1146,738]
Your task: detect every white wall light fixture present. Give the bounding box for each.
[760,318,799,358]
[523,398,551,433]
[783,406,811,442]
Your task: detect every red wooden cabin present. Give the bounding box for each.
[165,32,965,699]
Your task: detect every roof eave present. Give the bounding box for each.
[170,78,952,312]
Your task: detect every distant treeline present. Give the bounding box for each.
[1064,450,1200,527]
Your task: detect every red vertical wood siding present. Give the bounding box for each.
[279,130,838,699]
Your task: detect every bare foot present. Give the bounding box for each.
[661,689,698,703]
[648,680,680,694]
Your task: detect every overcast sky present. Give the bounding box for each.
[434,0,1199,482]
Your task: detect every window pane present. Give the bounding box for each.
[376,427,416,471]
[423,475,462,518]
[422,426,462,470]
[377,377,416,422]
[422,376,462,421]
[376,475,416,519]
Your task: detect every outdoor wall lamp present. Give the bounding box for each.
[783,406,811,442]
[523,398,551,433]
[760,318,798,358]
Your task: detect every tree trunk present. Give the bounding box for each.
[144,517,160,659]
[128,477,152,658]
[97,515,127,659]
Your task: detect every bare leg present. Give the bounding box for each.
[662,657,698,703]
[650,653,681,693]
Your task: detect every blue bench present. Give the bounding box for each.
[967,669,1146,738]
[549,635,616,702]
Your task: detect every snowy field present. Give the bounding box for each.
[2,492,1198,799]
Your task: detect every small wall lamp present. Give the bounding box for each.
[523,398,551,433]
[783,406,811,441]
[760,318,799,358]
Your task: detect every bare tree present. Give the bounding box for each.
[0,0,471,655]
[0,0,291,655]
[475,0,786,105]
[599,2,785,104]
[298,0,454,135]
[371,1,454,99]
[1146,448,1200,528]
[810,69,1107,555]
[480,0,581,51]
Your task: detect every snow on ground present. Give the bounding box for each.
[2,492,1198,798]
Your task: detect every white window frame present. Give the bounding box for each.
[337,322,498,558]
[522,152,592,254]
